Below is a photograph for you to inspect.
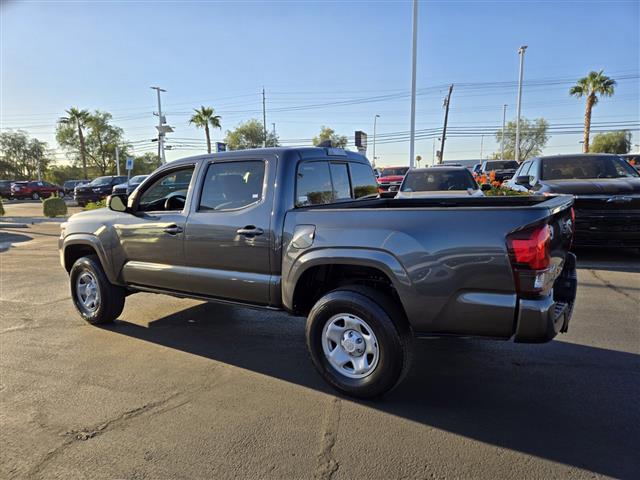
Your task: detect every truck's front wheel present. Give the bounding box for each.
[70,255,125,325]
[306,287,412,398]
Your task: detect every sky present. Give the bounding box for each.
[1,0,639,167]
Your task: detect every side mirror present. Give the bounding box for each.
[515,175,531,186]
[480,183,492,191]
[107,194,128,213]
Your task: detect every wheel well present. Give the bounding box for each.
[291,264,406,317]
[64,244,98,272]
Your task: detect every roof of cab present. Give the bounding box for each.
[162,146,371,167]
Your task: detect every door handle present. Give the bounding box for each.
[163,224,184,235]
[236,226,264,237]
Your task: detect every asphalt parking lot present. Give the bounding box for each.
[1,208,639,479]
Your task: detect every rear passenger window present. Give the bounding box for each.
[330,163,351,200]
[296,162,334,207]
[199,161,265,211]
[350,163,378,198]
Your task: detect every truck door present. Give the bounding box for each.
[183,157,274,306]
[117,164,195,291]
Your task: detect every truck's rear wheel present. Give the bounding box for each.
[70,255,125,324]
[306,286,412,398]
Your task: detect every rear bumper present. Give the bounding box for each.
[514,253,577,343]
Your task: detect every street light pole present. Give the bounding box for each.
[373,114,380,168]
[515,45,527,162]
[500,104,507,160]
[150,86,167,164]
[409,0,419,168]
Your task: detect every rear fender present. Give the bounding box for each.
[282,247,412,312]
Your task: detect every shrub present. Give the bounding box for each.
[483,185,530,196]
[0,198,4,216]
[83,200,106,211]
[43,195,68,217]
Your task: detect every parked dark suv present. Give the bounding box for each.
[10,181,64,200]
[504,154,640,247]
[0,180,15,199]
[63,179,89,196]
[74,176,128,206]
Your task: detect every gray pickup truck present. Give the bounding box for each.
[59,147,577,398]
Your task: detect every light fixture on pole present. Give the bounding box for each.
[514,45,527,162]
[373,114,380,168]
[408,0,419,168]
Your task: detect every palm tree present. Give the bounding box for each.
[58,107,91,179]
[189,106,222,154]
[570,70,616,153]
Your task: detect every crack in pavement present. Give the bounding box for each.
[314,397,342,480]
[588,269,636,303]
[24,392,188,480]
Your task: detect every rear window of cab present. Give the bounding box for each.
[295,161,377,207]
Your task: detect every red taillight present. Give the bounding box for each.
[508,225,551,270]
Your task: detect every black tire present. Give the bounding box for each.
[306,286,413,399]
[70,255,125,325]
[31,192,39,200]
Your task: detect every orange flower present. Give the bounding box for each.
[489,171,496,182]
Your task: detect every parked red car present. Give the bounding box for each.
[375,166,409,192]
[10,181,64,200]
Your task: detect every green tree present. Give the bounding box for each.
[189,106,222,154]
[131,152,161,175]
[590,131,632,154]
[58,108,91,179]
[224,119,279,150]
[57,110,127,175]
[494,117,549,161]
[312,126,348,148]
[46,164,86,185]
[0,131,52,179]
[570,70,616,153]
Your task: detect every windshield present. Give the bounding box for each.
[379,167,409,177]
[485,161,519,170]
[541,156,640,180]
[89,176,113,186]
[401,170,477,192]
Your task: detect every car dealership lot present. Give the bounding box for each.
[1,220,638,479]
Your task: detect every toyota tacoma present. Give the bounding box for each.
[59,147,577,398]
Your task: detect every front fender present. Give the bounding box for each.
[61,233,120,285]
[281,247,412,312]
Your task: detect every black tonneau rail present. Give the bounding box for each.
[297,194,573,211]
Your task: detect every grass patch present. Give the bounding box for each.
[83,200,107,210]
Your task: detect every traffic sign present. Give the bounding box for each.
[126,157,134,170]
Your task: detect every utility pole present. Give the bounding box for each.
[409,0,419,168]
[151,86,167,165]
[262,87,267,147]
[515,45,527,162]
[480,135,484,160]
[272,122,276,139]
[432,138,436,165]
[439,84,454,164]
[36,149,41,181]
[373,114,380,168]
[115,145,121,176]
[500,104,507,160]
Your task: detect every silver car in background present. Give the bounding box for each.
[395,166,488,198]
